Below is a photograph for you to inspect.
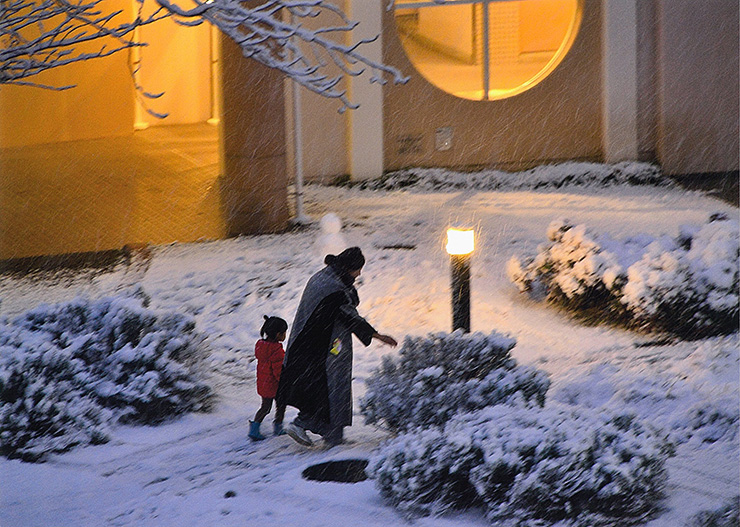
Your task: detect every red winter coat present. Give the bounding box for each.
[255,339,285,398]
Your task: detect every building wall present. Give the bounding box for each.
[346,0,385,180]
[656,0,739,176]
[636,0,659,162]
[0,0,136,259]
[220,33,289,236]
[2,0,737,261]
[0,0,223,260]
[293,88,349,184]
[285,0,349,184]
[0,0,135,148]
[135,19,214,127]
[382,0,603,172]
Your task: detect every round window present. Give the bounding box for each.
[395,0,584,100]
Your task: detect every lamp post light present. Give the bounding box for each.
[446,228,475,333]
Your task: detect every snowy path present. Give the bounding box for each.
[3,393,486,527]
[1,183,737,526]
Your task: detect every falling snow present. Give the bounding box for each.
[0,167,737,527]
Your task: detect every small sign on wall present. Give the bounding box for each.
[435,127,453,151]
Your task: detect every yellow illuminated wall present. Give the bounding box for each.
[416,5,476,63]
[0,0,136,148]
[0,2,220,260]
[135,17,214,127]
[0,1,216,146]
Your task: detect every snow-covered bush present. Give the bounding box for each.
[369,426,485,517]
[623,215,739,336]
[685,495,740,527]
[370,405,671,526]
[508,215,739,337]
[551,343,740,449]
[507,219,638,311]
[683,398,740,444]
[351,162,666,192]
[0,294,212,461]
[360,331,549,432]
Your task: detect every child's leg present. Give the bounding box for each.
[254,397,273,423]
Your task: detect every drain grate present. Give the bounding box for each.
[377,244,416,251]
[302,459,369,483]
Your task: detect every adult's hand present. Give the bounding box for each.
[373,333,398,347]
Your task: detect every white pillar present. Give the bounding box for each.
[601,0,639,162]
[347,0,385,180]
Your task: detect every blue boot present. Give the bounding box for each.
[248,420,266,441]
[273,422,287,436]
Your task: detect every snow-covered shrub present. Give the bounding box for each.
[552,332,740,452]
[360,331,549,432]
[622,216,739,337]
[507,220,636,312]
[0,294,212,461]
[685,495,740,527]
[551,360,740,448]
[370,405,671,526]
[684,398,740,444]
[352,162,666,193]
[369,427,484,517]
[508,215,739,337]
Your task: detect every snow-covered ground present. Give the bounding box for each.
[1,171,737,527]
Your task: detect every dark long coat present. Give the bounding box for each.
[276,265,375,429]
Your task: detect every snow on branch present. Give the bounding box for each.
[0,0,409,111]
[161,0,409,110]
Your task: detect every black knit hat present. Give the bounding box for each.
[325,246,365,271]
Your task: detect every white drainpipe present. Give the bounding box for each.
[290,14,310,226]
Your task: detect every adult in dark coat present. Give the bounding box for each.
[277,247,397,446]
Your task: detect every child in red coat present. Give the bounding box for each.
[248,316,288,441]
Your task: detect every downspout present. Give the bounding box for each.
[290,13,311,226]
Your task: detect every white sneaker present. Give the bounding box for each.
[286,423,313,446]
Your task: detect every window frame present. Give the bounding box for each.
[394,0,584,101]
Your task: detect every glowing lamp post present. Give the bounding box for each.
[446,228,475,332]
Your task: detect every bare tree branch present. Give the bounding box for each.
[0,0,409,111]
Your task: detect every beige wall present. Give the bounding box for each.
[636,0,659,162]
[656,0,739,175]
[346,0,385,180]
[601,0,639,162]
[297,88,349,183]
[382,0,603,171]
[282,1,349,184]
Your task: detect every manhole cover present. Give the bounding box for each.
[302,459,369,483]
